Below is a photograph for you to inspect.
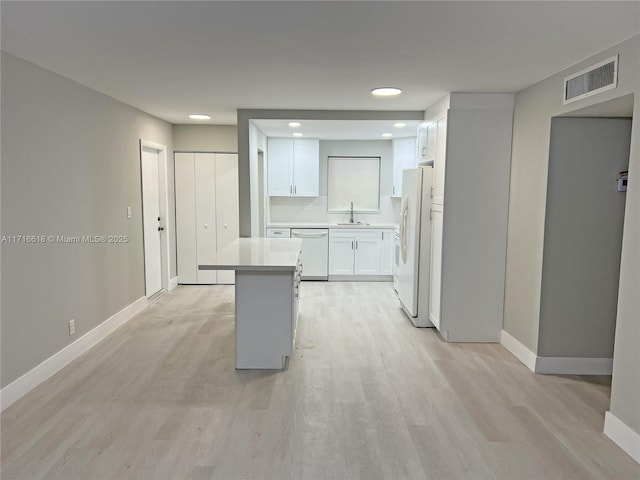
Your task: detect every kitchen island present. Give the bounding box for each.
[199,238,302,369]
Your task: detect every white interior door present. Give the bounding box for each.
[429,204,444,330]
[215,154,239,284]
[141,147,163,296]
[195,153,217,284]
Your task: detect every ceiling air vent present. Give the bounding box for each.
[563,55,618,105]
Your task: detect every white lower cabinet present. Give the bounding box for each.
[329,229,387,277]
[380,229,394,275]
[235,257,301,369]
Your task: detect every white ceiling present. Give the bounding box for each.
[252,119,421,140]
[2,1,639,125]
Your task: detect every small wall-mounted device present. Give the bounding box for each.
[617,171,628,192]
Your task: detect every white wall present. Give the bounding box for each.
[248,121,268,236]
[268,139,400,225]
[1,52,174,387]
[427,93,514,342]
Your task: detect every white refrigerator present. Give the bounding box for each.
[397,167,433,327]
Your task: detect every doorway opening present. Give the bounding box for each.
[538,94,634,371]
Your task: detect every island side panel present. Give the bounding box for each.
[235,270,295,369]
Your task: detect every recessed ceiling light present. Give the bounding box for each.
[189,114,211,120]
[293,132,304,137]
[382,133,393,138]
[394,122,407,128]
[371,87,402,97]
[288,122,301,128]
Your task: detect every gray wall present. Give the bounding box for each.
[538,118,631,358]
[237,109,424,237]
[504,34,640,435]
[504,35,640,353]
[173,125,237,152]
[1,53,174,387]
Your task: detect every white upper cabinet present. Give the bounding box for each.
[432,114,447,205]
[416,122,427,164]
[392,137,416,198]
[292,139,319,196]
[267,138,319,197]
[267,138,294,196]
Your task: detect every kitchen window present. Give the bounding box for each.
[327,156,380,212]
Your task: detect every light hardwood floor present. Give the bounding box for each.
[2,282,639,480]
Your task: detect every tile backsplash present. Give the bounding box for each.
[269,195,401,225]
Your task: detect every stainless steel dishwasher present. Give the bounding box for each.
[290,229,329,280]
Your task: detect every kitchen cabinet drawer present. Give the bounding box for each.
[266,227,291,238]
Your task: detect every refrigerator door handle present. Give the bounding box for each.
[400,195,409,264]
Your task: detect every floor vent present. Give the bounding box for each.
[563,55,618,105]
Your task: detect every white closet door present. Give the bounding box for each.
[175,152,197,284]
[195,153,217,284]
[215,153,239,284]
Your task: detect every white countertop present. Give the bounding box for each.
[199,238,302,272]
[268,222,399,229]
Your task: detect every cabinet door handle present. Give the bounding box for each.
[356,241,358,249]
[351,241,354,250]
[294,185,297,194]
[290,185,293,195]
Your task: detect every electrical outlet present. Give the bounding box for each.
[69,319,75,336]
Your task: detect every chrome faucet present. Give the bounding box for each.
[349,202,355,224]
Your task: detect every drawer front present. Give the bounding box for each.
[266,227,291,238]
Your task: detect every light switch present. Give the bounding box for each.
[127,206,132,219]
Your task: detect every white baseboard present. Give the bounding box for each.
[535,356,613,375]
[604,411,640,463]
[500,330,613,375]
[500,329,537,372]
[168,276,178,291]
[1,296,147,412]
